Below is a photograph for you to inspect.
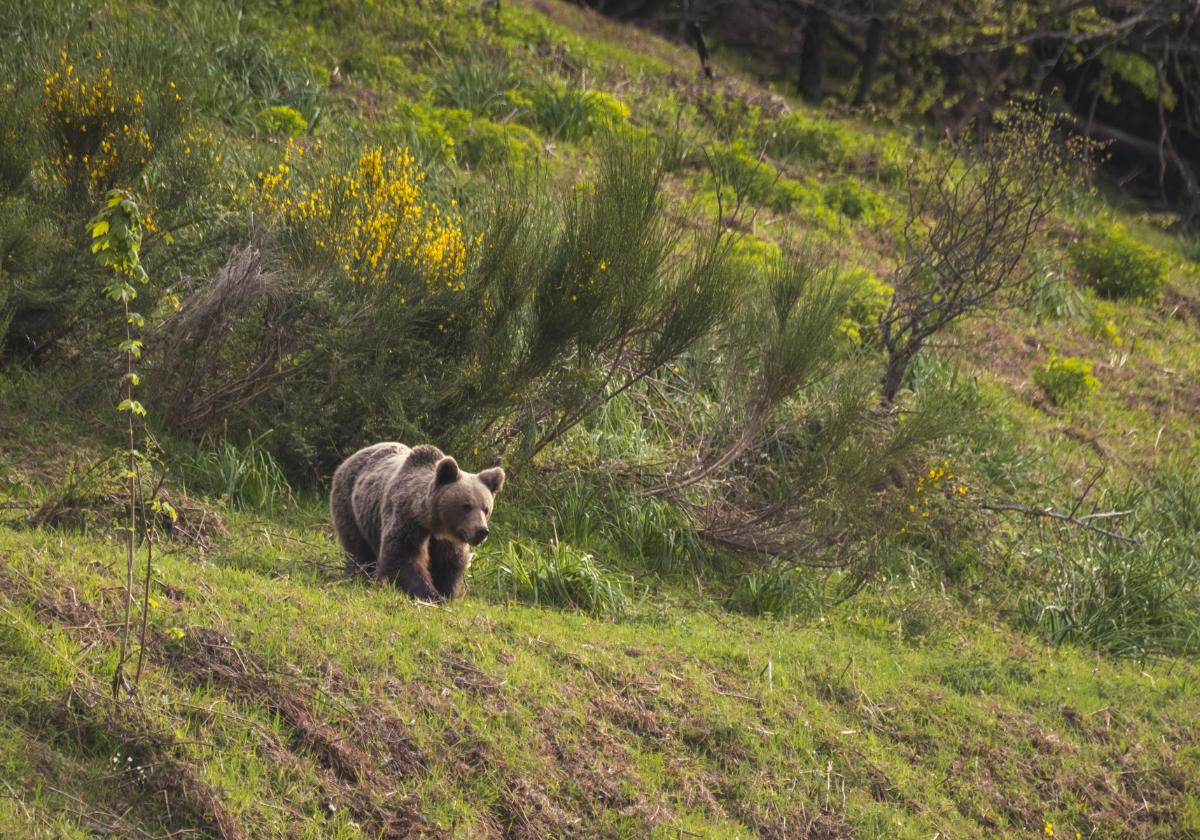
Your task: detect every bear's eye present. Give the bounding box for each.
[461,503,472,512]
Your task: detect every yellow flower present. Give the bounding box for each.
[1044,822,1054,838]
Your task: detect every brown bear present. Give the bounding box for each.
[330,442,505,601]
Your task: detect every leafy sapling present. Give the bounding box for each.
[88,189,176,699]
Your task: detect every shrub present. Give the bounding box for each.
[39,49,164,201]
[3,47,209,360]
[761,110,852,164]
[256,105,307,136]
[823,178,885,223]
[707,141,778,208]
[444,114,538,168]
[1070,223,1169,301]
[444,136,735,457]
[385,100,459,166]
[1034,355,1099,408]
[879,105,1084,402]
[837,267,893,345]
[249,141,469,290]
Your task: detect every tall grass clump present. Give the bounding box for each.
[531,83,629,141]
[431,47,524,119]
[603,490,707,575]
[472,539,640,619]
[183,435,293,513]
[1015,540,1200,659]
[733,566,821,618]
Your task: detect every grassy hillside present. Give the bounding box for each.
[3,518,1198,838]
[1,0,1199,837]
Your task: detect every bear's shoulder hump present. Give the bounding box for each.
[405,444,445,468]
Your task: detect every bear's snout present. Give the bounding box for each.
[470,526,490,546]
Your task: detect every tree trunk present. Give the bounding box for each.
[852,15,885,107]
[880,344,914,403]
[798,6,829,104]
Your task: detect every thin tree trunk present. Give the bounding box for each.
[799,6,829,103]
[853,16,885,107]
[881,344,914,403]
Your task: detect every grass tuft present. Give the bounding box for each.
[471,538,640,619]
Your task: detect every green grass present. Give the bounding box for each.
[1,514,1197,838]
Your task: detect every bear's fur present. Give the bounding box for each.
[330,442,505,601]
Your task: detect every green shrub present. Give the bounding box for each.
[385,100,459,165]
[761,110,853,165]
[1070,223,1169,301]
[256,105,308,136]
[823,178,885,223]
[472,538,639,619]
[837,267,893,345]
[446,114,538,168]
[767,176,812,211]
[1033,356,1099,408]
[707,141,779,208]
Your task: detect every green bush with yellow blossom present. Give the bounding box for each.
[249,140,470,296]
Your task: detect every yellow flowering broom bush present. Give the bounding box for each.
[40,49,162,199]
[250,141,470,297]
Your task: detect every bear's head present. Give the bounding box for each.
[430,456,505,546]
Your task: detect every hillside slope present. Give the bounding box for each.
[1,0,1200,837]
[2,519,1198,838]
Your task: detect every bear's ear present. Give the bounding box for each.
[435,457,460,485]
[479,467,505,495]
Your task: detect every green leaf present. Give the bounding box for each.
[118,339,144,358]
[91,219,110,238]
[117,399,147,416]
